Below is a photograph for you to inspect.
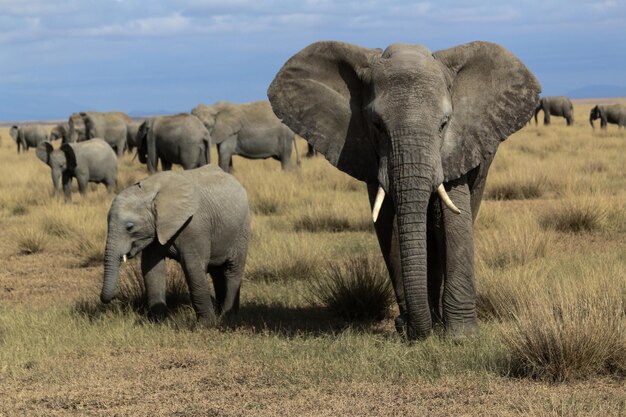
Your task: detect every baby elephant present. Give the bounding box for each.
[100,165,250,325]
[36,139,118,202]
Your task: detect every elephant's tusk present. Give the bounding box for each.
[372,186,385,223]
[437,184,461,214]
[122,254,127,263]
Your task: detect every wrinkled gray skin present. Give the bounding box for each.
[36,138,118,202]
[126,120,142,152]
[191,101,300,172]
[534,96,574,126]
[101,165,250,325]
[68,111,131,156]
[49,124,70,143]
[137,113,211,174]
[269,41,540,340]
[9,125,48,153]
[589,104,626,129]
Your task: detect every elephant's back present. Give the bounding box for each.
[76,139,118,164]
[190,166,248,217]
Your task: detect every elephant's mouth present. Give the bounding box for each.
[371,182,461,222]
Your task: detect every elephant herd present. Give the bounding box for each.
[533,95,626,128]
[11,102,304,201]
[8,40,625,342]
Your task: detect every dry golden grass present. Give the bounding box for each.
[0,100,625,415]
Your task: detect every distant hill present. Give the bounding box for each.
[567,85,626,99]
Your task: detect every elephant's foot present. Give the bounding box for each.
[148,303,168,323]
[196,313,218,328]
[218,311,239,330]
[445,321,479,342]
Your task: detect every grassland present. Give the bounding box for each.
[0,100,624,416]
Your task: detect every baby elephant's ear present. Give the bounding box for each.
[60,144,77,170]
[36,141,54,165]
[152,172,199,245]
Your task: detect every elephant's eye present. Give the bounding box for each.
[125,222,135,232]
[439,115,450,134]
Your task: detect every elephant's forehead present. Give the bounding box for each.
[382,44,431,59]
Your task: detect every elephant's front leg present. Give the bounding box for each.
[180,253,217,326]
[367,183,406,330]
[141,245,168,321]
[62,172,73,203]
[441,177,478,338]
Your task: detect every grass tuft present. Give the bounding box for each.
[477,223,550,269]
[15,227,48,254]
[307,255,393,321]
[486,174,546,200]
[540,200,607,233]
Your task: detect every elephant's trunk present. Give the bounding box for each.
[390,130,440,340]
[101,232,127,303]
[589,114,595,129]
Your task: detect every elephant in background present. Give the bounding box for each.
[137,113,211,174]
[35,138,117,202]
[100,165,250,325]
[269,41,540,340]
[534,96,574,126]
[68,111,131,155]
[589,104,626,129]
[9,125,48,153]
[191,101,300,172]
[49,124,69,143]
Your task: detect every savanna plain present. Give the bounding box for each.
[0,100,624,416]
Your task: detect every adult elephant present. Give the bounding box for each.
[49,124,69,143]
[191,101,300,172]
[137,113,211,174]
[534,96,574,126]
[589,104,626,129]
[268,41,540,341]
[9,125,48,153]
[68,111,131,155]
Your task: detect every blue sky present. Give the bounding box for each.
[1,0,625,121]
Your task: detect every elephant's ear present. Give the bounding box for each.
[36,141,53,165]
[268,41,381,182]
[136,121,150,164]
[152,173,199,245]
[434,41,541,181]
[60,144,77,170]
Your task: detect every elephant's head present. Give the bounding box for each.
[50,125,68,143]
[589,105,602,129]
[136,119,157,169]
[268,41,540,340]
[191,104,220,131]
[68,113,87,143]
[100,172,199,303]
[191,102,234,144]
[9,126,19,143]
